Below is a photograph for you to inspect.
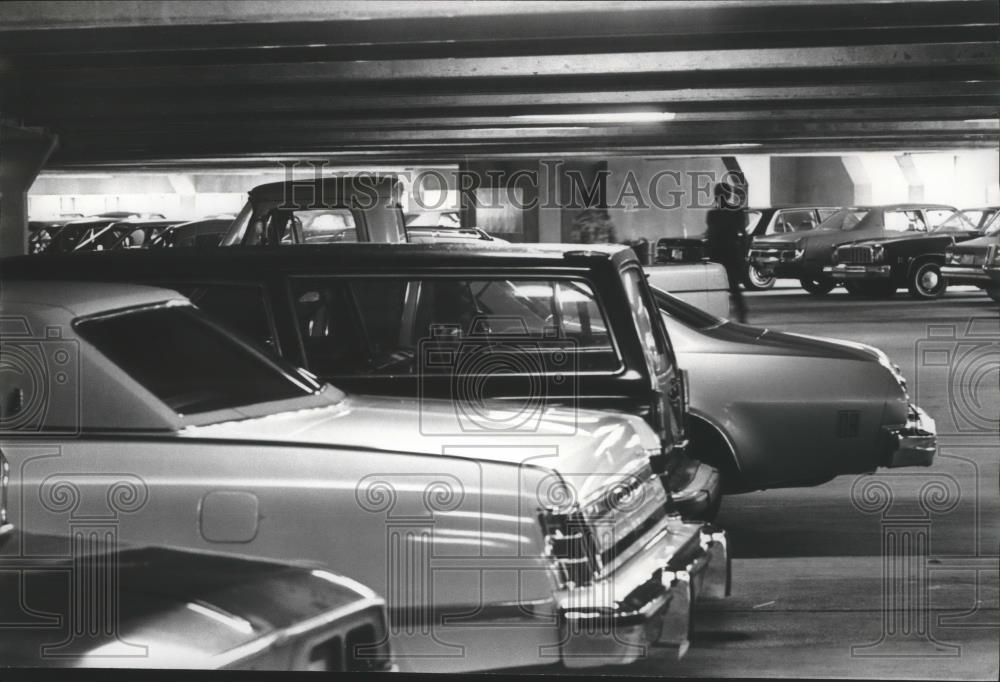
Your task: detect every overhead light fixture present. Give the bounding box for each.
[719,143,762,149]
[964,118,998,124]
[511,112,676,124]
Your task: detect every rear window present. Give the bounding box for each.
[76,304,316,415]
[291,276,620,375]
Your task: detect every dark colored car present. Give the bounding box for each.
[656,206,841,290]
[2,243,720,520]
[825,209,982,299]
[0,452,392,671]
[749,204,959,295]
[220,176,406,246]
[149,217,233,249]
[942,211,1000,302]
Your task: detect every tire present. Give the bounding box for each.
[800,276,836,295]
[986,286,1000,303]
[908,260,947,299]
[743,264,775,290]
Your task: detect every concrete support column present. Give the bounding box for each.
[895,154,924,203]
[0,125,58,257]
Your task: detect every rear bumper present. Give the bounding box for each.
[824,264,891,280]
[670,461,722,521]
[882,404,937,468]
[559,521,730,668]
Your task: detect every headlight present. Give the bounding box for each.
[871,244,884,263]
[990,245,1000,266]
[792,248,805,261]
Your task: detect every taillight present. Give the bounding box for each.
[538,505,601,588]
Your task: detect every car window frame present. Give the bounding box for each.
[284,271,628,379]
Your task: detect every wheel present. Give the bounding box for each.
[908,261,947,299]
[986,286,1000,303]
[800,276,836,295]
[743,263,775,290]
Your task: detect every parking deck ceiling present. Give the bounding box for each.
[0,0,998,168]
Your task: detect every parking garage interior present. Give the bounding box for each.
[0,1,998,677]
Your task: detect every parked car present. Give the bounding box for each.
[824,208,981,298]
[749,205,961,295]
[644,262,730,319]
[35,218,182,253]
[649,287,936,492]
[942,210,1000,302]
[1,477,393,671]
[0,280,730,672]
[149,217,234,249]
[2,244,721,522]
[656,206,842,290]
[220,176,406,246]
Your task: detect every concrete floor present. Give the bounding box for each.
[595,284,999,679]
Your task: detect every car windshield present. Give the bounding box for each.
[650,286,726,331]
[984,213,1000,236]
[932,210,978,233]
[820,208,870,231]
[76,304,319,415]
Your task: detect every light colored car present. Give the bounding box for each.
[0,280,730,673]
[650,287,937,492]
[644,262,730,319]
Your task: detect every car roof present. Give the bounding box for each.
[870,203,958,211]
[248,175,402,203]
[0,280,185,322]
[3,242,638,276]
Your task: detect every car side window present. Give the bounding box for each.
[290,276,620,375]
[884,210,926,232]
[925,209,958,229]
[166,283,278,356]
[621,268,669,377]
[769,209,817,234]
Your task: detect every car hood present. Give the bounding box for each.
[184,389,661,489]
[841,231,953,248]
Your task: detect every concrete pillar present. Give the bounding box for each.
[895,154,924,203]
[0,125,58,256]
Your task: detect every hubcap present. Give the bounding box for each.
[920,268,940,291]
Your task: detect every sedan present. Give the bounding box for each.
[651,286,937,493]
[0,279,729,673]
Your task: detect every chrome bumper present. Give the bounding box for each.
[941,265,997,283]
[883,405,937,468]
[671,461,722,521]
[559,520,730,668]
[824,264,891,279]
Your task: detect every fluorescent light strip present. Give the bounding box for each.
[511,112,676,124]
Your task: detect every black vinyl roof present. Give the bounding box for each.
[2,242,638,280]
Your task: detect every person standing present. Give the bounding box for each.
[705,181,749,322]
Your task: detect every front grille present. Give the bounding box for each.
[837,246,874,264]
